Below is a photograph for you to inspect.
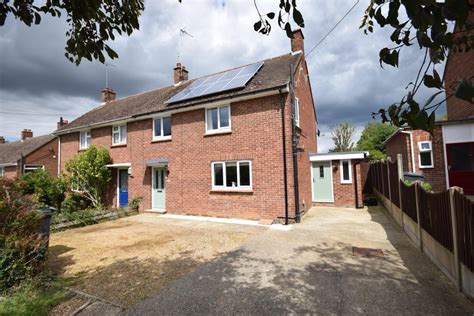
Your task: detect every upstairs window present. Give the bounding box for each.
[418,141,433,168]
[212,160,251,190]
[24,165,44,174]
[79,131,91,149]
[112,124,127,145]
[206,105,231,133]
[153,116,172,140]
[294,97,300,127]
[0,167,4,177]
[340,160,352,184]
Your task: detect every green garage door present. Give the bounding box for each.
[312,161,334,202]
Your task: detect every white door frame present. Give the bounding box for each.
[311,160,334,203]
[151,167,166,211]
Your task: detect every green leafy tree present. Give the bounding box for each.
[330,122,356,152]
[65,146,112,209]
[21,169,68,211]
[357,122,398,160]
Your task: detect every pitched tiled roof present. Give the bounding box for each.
[56,52,301,133]
[0,134,56,165]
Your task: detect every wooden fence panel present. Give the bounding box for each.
[400,181,417,222]
[419,189,453,251]
[454,191,474,271]
[382,161,389,199]
[389,161,400,207]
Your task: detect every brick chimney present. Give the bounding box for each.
[291,29,305,54]
[21,129,33,141]
[174,63,189,84]
[0,136,5,144]
[57,117,69,129]
[101,88,116,103]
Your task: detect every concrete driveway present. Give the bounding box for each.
[126,206,474,315]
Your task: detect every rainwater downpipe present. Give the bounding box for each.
[279,89,290,225]
[401,131,416,173]
[290,64,301,223]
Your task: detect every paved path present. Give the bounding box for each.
[125,206,474,315]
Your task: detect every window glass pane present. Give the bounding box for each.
[420,152,432,166]
[226,162,238,187]
[319,166,324,178]
[113,133,120,144]
[86,134,91,147]
[120,125,127,142]
[219,106,230,128]
[207,108,218,130]
[80,132,85,147]
[342,161,350,181]
[163,117,171,136]
[213,163,224,186]
[420,142,431,150]
[154,119,162,137]
[239,162,250,186]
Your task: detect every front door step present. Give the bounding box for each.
[144,209,167,214]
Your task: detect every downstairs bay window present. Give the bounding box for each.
[212,160,252,190]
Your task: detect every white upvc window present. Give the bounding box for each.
[294,97,300,127]
[0,167,4,177]
[418,141,433,168]
[79,131,91,149]
[23,165,44,174]
[153,116,172,140]
[340,160,352,184]
[206,105,231,134]
[211,160,252,190]
[112,124,127,145]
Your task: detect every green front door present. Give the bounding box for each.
[152,167,166,210]
[312,161,334,202]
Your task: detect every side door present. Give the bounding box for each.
[447,142,474,195]
[152,167,166,210]
[312,161,334,202]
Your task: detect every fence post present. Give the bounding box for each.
[449,186,462,292]
[414,182,423,251]
[397,154,404,232]
[386,159,393,217]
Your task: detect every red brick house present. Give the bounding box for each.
[385,10,474,195]
[54,31,318,222]
[0,129,59,179]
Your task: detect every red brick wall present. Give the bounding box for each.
[445,8,474,120]
[313,160,363,208]
[3,166,18,179]
[293,57,318,217]
[385,127,447,192]
[60,91,318,220]
[24,138,59,177]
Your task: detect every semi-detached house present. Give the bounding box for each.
[55,31,319,221]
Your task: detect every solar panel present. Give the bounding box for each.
[165,61,264,104]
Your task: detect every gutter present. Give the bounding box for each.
[53,85,290,136]
[279,89,290,225]
[0,162,18,167]
[401,131,416,173]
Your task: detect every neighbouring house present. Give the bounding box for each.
[54,30,320,222]
[0,127,61,179]
[385,10,474,195]
[309,151,368,208]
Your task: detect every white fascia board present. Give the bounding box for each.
[309,152,369,161]
[0,162,18,167]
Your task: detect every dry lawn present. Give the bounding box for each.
[47,214,264,308]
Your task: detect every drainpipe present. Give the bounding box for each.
[401,131,415,173]
[290,64,301,223]
[353,159,361,209]
[279,89,289,225]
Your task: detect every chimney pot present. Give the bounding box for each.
[101,88,116,103]
[57,117,69,129]
[0,136,5,144]
[174,63,189,84]
[21,129,33,141]
[291,29,305,54]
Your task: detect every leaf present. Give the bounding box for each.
[423,71,443,89]
[284,22,293,38]
[293,8,304,27]
[267,12,275,19]
[253,20,262,31]
[423,91,444,108]
[454,79,474,103]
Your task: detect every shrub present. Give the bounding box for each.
[21,169,68,211]
[0,178,45,292]
[128,197,142,211]
[404,180,433,191]
[60,193,91,213]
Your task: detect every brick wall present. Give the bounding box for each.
[3,166,18,179]
[60,90,316,220]
[24,138,59,177]
[445,7,474,120]
[386,127,447,192]
[313,159,363,208]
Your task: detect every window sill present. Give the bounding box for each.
[152,137,172,143]
[210,188,253,193]
[341,182,353,185]
[111,143,127,148]
[419,166,434,169]
[204,130,232,136]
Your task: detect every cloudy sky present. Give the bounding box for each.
[0,0,446,152]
